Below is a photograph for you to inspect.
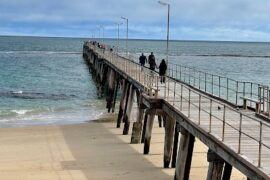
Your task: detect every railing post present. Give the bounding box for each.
[167,78,170,98]
[243,82,246,97]
[172,65,174,78]
[193,68,196,87]
[139,67,141,82]
[199,71,201,90]
[198,94,201,125]
[238,113,242,154]
[205,73,207,92]
[227,78,229,101]
[188,68,191,85]
[251,83,253,98]
[173,81,176,106]
[263,86,265,112]
[258,86,261,101]
[188,88,191,118]
[180,66,182,81]
[157,75,159,94]
[258,121,262,167]
[211,75,214,95]
[236,82,239,105]
[184,67,186,82]
[222,105,226,141]
[268,89,270,118]
[164,78,167,98]
[219,76,221,98]
[209,99,212,133]
[180,84,183,111]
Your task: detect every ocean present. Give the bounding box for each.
[1,36,270,128]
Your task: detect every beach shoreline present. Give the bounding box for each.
[0,115,246,179]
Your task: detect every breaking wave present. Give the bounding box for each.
[0,90,76,100]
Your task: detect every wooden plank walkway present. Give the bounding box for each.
[87,43,270,179]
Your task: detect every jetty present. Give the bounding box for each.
[83,41,270,180]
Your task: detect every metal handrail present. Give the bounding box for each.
[117,46,270,118]
[85,42,270,170]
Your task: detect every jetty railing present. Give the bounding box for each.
[88,42,270,169]
[121,51,270,118]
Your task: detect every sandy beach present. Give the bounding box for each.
[0,116,246,180]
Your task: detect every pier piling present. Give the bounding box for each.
[175,128,195,180]
[171,122,180,168]
[144,109,156,154]
[207,149,225,180]
[130,91,145,144]
[163,115,176,168]
[116,80,127,128]
[141,110,149,143]
[123,85,135,135]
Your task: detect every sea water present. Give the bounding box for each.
[1,36,270,127]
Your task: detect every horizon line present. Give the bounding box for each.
[1,34,270,44]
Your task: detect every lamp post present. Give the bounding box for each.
[115,22,123,53]
[92,30,95,39]
[158,1,170,65]
[97,26,101,41]
[100,25,105,43]
[121,16,129,56]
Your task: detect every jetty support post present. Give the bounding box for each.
[163,115,176,168]
[106,69,116,113]
[141,109,149,143]
[123,84,135,135]
[116,79,128,128]
[131,89,145,144]
[143,109,156,154]
[206,149,225,180]
[222,161,232,180]
[158,115,163,128]
[171,121,180,168]
[111,75,120,113]
[175,127,195,180]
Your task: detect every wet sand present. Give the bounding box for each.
[0,116,246,180]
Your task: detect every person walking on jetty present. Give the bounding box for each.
[139,53,147,70]
[159,59,167,83]
[148,52,157,71]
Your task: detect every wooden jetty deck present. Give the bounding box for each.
[83,42,270,180]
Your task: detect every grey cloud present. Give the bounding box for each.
[1,0,270,40]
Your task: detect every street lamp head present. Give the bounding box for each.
[158,0,169,6]
[115,22,123,25]
[121,16,128,20]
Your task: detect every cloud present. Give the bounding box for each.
[1,0,270,41]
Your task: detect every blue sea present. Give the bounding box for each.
[1,36,270,128]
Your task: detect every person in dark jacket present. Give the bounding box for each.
[139,53,147,70]
[148,52,156,71]
[159,59,167,83]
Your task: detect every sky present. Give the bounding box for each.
[1,0,270,41]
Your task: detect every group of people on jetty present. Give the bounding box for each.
[139,52,167,83]
[88,41,167,83]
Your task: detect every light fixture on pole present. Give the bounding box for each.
[121,16,129,56]
[115,22,123,53]
[158,0,170,65]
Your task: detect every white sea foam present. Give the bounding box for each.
[12,90,23,94]
[11,109,30,115]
